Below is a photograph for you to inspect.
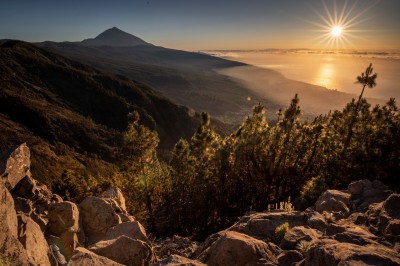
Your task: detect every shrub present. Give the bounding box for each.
[275,222,289,241]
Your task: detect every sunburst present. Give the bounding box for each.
[303,0,377,50]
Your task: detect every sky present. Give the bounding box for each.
[1,0,399,51]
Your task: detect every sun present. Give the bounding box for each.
[331,26,342,37]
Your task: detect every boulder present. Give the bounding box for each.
[280,226,321,250]
[46,201,80,236]
[326,222,378,246]
[315,190,350,214]
[229,210,306,240]
[0,143,31,190]
[17,213,51,265]
[89,236,153,266]
[305,239,400,266]
[155,255,206,266]
[197,231,280,266]
[79,196,120,245]
[348,179,372,195]
[68,247,123,266]
[100,186,127,213]
[105,221,149,244]
[304,209,328,231]
[348,179,392,211]
[0,179,29,265]
[277,250,303,266]
[13,196,33,215]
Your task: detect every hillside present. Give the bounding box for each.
[0,40,205,186]
[37,28,282,125]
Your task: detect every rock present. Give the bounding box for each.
[326,222,378,246]
[155,235,200,260]
[105,221,149,244]
[89,236,153,266]
[305,239,400,266]
[0,179,29,265]
[155,255,206,266]
[17,213,51,266]
[118,212,135,222]
[46,201,80,236]
[348,179,372,195]
[304,209,328,231]
[229,210,306,240]
[100,186,127,213]
[13,196,33,215]
[68,247,123,266]
[47,235,69,265]
[280,226,321,250]
[277,250,303,266]
[315,190,350,214]
[0,143,31,190]
[197,231,280,266]
[79,196,120,245]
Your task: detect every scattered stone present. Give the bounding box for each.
[155,235,200,260]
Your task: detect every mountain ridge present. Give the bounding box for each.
[81,27,152,47]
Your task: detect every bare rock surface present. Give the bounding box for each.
[89,236,153,266]
[155,255,206,266]
[315,189,350,214]
[280,226,321,250]
[155,235,200,260]
[198,230,280,266]
[100,186,127,213]
[305,239,400,266]
[79,196,120,245]
[68,247,123,266]
[0,143,31,190]
[105,221,149,244]
[17,213,52,265]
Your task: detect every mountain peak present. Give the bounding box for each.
[81,27,151,47]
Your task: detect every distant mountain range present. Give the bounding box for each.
[37,27,278,125]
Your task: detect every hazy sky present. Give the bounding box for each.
[1,0,399,50]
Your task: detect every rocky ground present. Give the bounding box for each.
[1,143,399,265]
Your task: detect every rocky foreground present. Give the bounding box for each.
[1,143,399,265]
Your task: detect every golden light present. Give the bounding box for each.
[303,0,376,49]
[331,26,342,37]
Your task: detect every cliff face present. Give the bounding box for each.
[1,144,399,265]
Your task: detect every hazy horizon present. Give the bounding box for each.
[1,0,400,51]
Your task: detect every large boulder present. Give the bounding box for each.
[79,196,121,245]
[315,190,350,214]
[0,179,29,265]
[229,210,306,240]
[197,231,280,266]
[68,247,124,266]
[0,143,31,190]
[105,221,149,244]
[89,236,153,266]
[17,213,52,265]
[305,239,400,266]
[304,209,328,232]
[348,179,392,211]
[46,201,80,236]
[155,255,206,266]
[280,226,321,250]
[100,186,127,213]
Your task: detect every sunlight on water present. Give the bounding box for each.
[314,63,335,89]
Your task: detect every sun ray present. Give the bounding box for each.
[305,0,377,50]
